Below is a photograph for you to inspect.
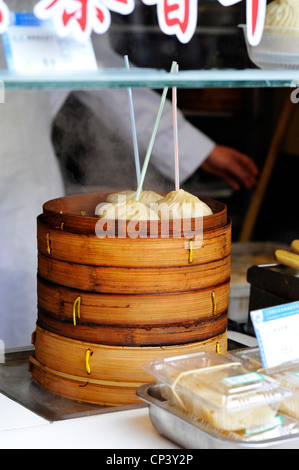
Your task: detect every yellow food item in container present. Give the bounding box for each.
[227,348,299,421]
[261,361,299,420]
[162,367,276,431]
[145,352,291,432]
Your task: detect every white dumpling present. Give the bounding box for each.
[153,189,213,219]
[106,191,136,203]
[97,199,160,221]
[137,191,164,205]
[106,190,163,206]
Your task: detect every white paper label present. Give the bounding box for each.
[251,301,299,369]
[2,12,97,72]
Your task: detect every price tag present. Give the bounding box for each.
[2,12,97,72]
[250,301,299,369]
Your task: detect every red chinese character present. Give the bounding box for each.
[0,1,9,34]
[218,0,266,46]
[60,0,89,32]
[143,0,197,43]
[163,0,191,35]
[34,0,134,39]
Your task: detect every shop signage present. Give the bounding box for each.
[0,0,266,46]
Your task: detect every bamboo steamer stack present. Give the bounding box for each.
[29,192,231,406]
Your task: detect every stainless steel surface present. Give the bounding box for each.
[0,348,145,422]
[137,384,299,449]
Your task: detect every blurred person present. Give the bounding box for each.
[52,35,258,196]
[0,36,258,348]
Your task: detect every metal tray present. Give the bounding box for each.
[137,383,299,449]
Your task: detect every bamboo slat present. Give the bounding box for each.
[37,252,231,294]
[37,277,230,326]
[32,325,227,384]
[29,355,142,406]
[29,330,227,405]
[37,217,231,268]
[37,309,228,346]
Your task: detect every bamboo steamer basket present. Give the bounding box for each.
[29,326,227,406]
[37,277,230,346]
[41,192,227,233]
[31,192,231,405]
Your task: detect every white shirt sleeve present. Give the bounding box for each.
[72,87,215,185]
[50,90,70,118]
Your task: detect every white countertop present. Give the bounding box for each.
[0,392,179,449]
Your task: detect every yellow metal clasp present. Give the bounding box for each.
[73,296,81,326]
[86,349,92,375]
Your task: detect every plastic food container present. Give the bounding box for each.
[144,352,292,432]
[227,348,299,420]
[227,413,299,443]
[138,383,299,448]
[259,361,299,420]
[226,347,263,371]
[240,25,299,70]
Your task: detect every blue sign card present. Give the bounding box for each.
[250,301,299,369]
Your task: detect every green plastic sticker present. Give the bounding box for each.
[222,371,264,387]
[244,416,284,435]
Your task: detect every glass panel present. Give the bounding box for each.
[0,0,296,89]
[1,69,297,90]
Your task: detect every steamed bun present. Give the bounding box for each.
[97,199,159,221]
[106,190,163,206]
[153,189,213,220]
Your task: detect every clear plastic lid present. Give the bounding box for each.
[226,347,262,371]
[228,349,299,393]
[258,360,299,420]
[261,360,299,394]
[144,352,291,413]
